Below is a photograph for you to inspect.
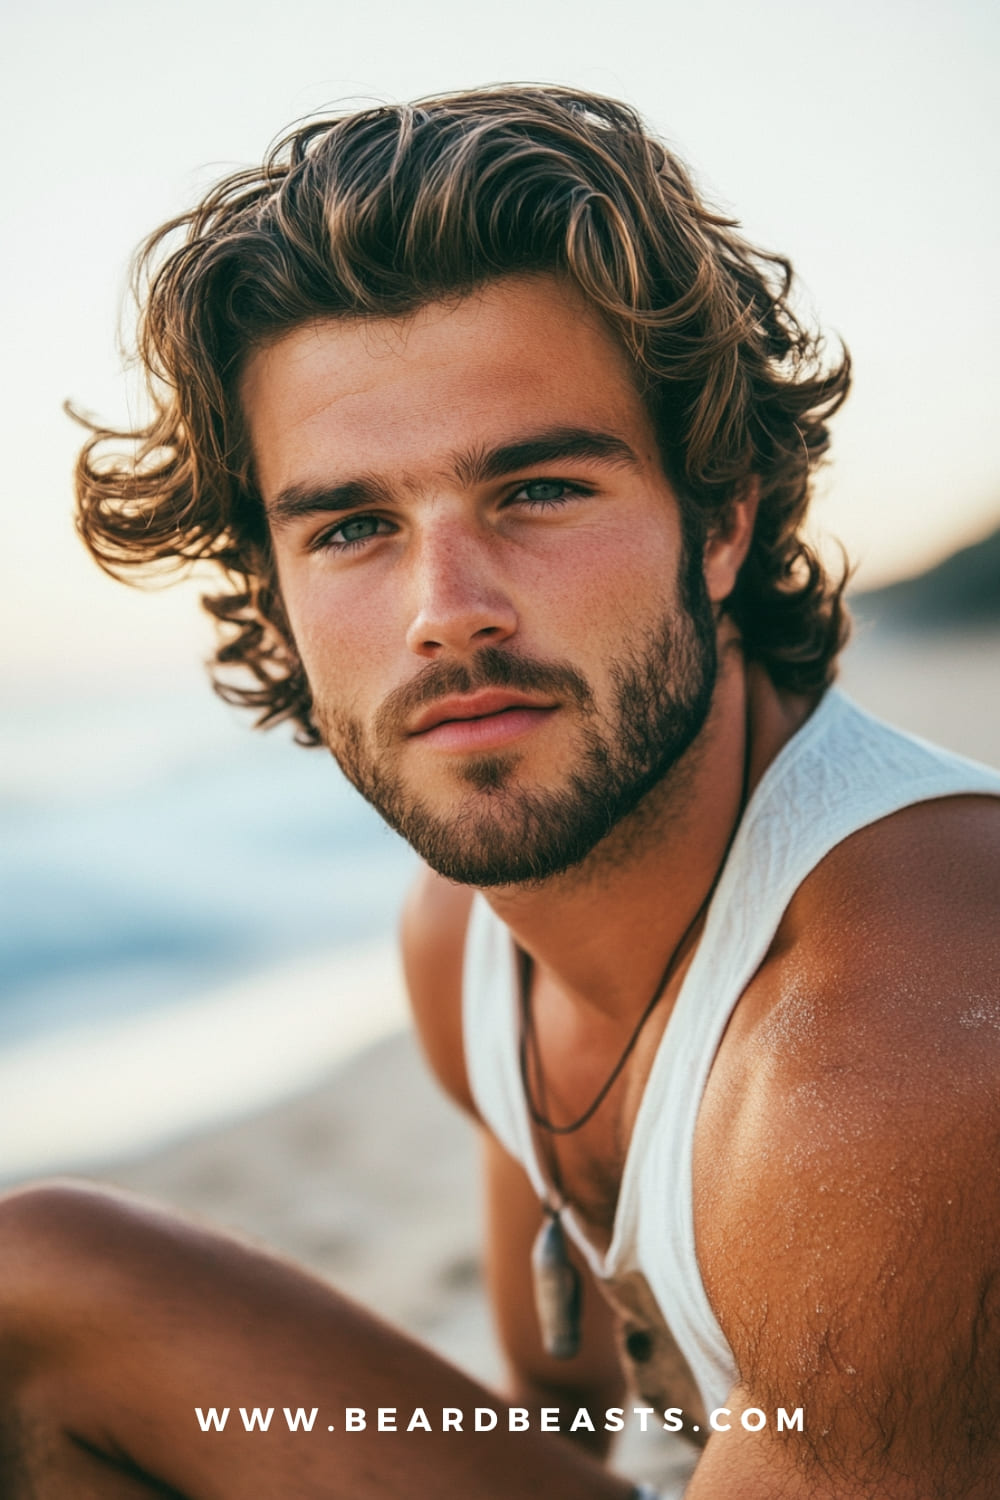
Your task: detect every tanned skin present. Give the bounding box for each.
[404,794,1000,1498]
[1,275,997,1498]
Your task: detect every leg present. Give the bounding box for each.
[0,1408,188,1499]
[0,1182,635,1499]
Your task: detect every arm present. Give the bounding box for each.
[400,865,626,1459]
[691,1056,1000,1497]
[689,796,1000,1497]
[482,1132,627,1459]
[399,862,477,1115]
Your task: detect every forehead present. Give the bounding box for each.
[239,275,659,497]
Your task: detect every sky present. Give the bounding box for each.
[2,0,998,690]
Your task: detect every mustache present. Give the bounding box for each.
[374,647,593,743]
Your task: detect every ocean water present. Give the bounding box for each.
[5,629,999,1053]
[1,681,417,1051]
[2,625,996,1176]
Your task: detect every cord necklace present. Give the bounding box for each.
[517,694,754,1358]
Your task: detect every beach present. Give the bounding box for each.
[6,622,1000,1494]
[79,991,697,1490]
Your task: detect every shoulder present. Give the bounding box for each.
[791,784,1000,945]
[399,864,479,1117]
[700,788,1000,1229]
[709,787,1000,1093]
[693,790,1000,1485]
[768,791,1000,1058]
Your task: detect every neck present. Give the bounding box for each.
[483,646,814,1025]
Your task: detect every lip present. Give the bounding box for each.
[407,689,556,736]
[406,691,558,752]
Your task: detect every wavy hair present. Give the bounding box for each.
[74,85,851,744]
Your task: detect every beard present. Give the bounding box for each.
[315,552,717,887]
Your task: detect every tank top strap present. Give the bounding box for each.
[463,688,1000,1412]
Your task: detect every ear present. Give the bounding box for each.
[702,477,759,604]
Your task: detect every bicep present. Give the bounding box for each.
[399,864,477,1114]
[401,874,626,1422]
[695,1061,1000,1495]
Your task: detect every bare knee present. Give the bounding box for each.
[0,1184,188,1500]
[0,1177,123,1238]
[0,1178,337,1367]
[0,1183,209,1470]
[0,1178,145,1287]
[0,1181,180,1376]
[0,1186,119,1472]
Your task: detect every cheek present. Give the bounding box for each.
[277,564,392,708]
[531,522,679,637]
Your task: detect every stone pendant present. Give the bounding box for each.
[531,1211,582,1360]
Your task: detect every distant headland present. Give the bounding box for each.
[853,521,1000,630]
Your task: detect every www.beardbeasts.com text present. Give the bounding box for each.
[194,1404,804,1438]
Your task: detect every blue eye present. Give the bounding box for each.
[337,515,382,543]
[312,514,389,552]
[517,480,575,506]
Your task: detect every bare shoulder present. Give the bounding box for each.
[694,793,1000,1490]
[399,864,478,1117]
[729,791,1000,1054]
[791,788,1000,960]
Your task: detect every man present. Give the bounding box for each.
[1,86,998,1498]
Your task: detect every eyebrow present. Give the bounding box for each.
[267,476,394,529]
[454,427,641,485]
[266,426,641,529]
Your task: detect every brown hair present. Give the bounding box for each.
[74,85,851,744]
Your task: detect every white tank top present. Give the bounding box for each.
[462,689,1000,1419]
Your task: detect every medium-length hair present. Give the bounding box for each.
[75,85,851,744]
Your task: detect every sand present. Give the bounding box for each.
[72,1022,694,1491]
[20,625,1000,1496]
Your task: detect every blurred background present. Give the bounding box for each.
[1,0,997,1197]
[1,9,997,1482]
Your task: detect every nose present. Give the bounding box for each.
[404,523,518,659]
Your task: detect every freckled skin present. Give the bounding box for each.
[242,278,697,840]
[0,274,758,1500]
[690,796,1000,1494]
[1,275,998,1499]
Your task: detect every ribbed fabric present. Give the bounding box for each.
[463,689,1000,1415]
